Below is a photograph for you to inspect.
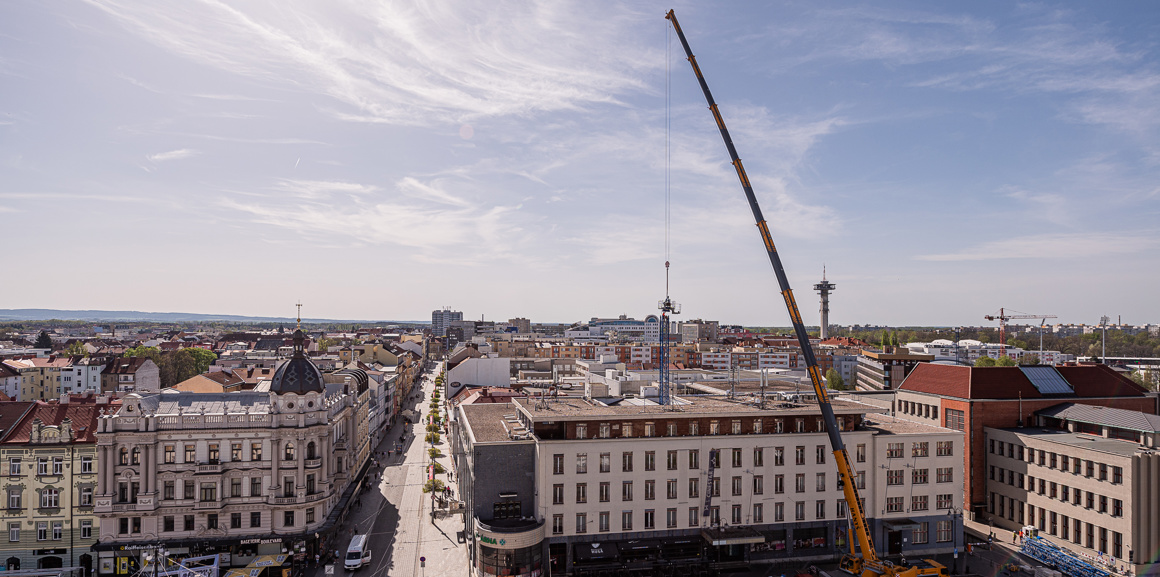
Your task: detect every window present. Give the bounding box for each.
[709,506,720,525]
[231,513,242,529]
[552,484,564,505]
[599,453,610,473]
[38,458,49,475]
[689,507,699,527]
[667,423,677,436]
[283,477,294,498]
[208,444,219,463]
[774,475,784,494]
[775,502,784,522]
[795,446,805,465]
[80,486,93,505]
[815,500,826,519]
[795,501,805,521]
[667,508,678,528]
[599,482,610,503]
[816,472,826,492]
[645,480,656,500]
[913,442,928,457]
[1099,463,1108,481]
[231,478,242,497]
[622,423,633,437]
[709,421,719,435]
[118,448,128,466]
[80,519,92,539]
[40,488,58,508]
[7,523,17,542]
[552,514,563,535]
[80,456,93,473]
[644,509,656,529]
[200,483,217,502]
[182,480,194,500]
[575,424,587,438]
[622,452,633,472]
[754,419,763,433]
[576,483,587,504]
[1099,495,1108,513]
[753,447,763,467]
[886,470,903,486]
[886,497,903,512]
[250,512,261,528]
[7,458,19,476]
[795,473,805,493]
[284,511,294,527]
[599,512,609,532]
[231,443,242,461]
[251,477,262,497]
[162,480,175,500]
[887,443,903,458]
[552,454,564,475]
[816,445,826,465]
[117,519,127,536]
[912,495,928,511]
[688,478,699,498]
[251,443,262,461]
[1060,454,1069,470]
[284,442,295,461]
[622,481,633,501]
[944,408,965,431]
[644,423,655,437]
[732,476,742,496]
[774,447,784,466]
[689,450,699,469]
[645,451,656,471]
[937,494,953,510]
[937,467,953,483]
[576,453,587,474]
[599,423,610,438]
[913,522,929,544]
[1112,499,1122,517]
[576,513,587,533]
[666,450,678,470]
[183,515,194,531]
[1112,466,1122,484]
[753,475,763,495]
[936,520,952,542]
[856,444,866,463]
[184,445,195,463]
[837,500,847,518]
[913,468,928,484]
[207,514,218,530]
[857,471,865,490]
[731,448,742,468]
[689,422,699,435]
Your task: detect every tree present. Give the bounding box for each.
[995,355,1017,367]
[974,356,996,367]
[315,337,336,352]
[122,346,163,365]
[64,341,89,358]
[34,331,52,349]
[428,447,444,460]
[1020,355,1040,366]
[184,348,217,374]
[825,368,844,390]
[421,479,446,494]
[425,432,441,445]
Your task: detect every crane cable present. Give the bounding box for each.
[665,19,672,295]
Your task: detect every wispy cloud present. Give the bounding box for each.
[147,148,198,162]
[914,232,1157,262]
[83,0,657,126]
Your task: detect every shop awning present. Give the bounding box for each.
[617,539,660,554]
[573,542,619,563]
[883,519,921,530]
[701,527,764,546]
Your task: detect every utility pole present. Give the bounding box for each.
[1100,316,1110,363]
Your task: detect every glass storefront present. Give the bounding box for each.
[476,544,541,577]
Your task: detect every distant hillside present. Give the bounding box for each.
[0,309,426,324]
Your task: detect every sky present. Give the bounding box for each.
[2,1,1159,327]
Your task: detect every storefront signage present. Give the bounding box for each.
[239,539,283,545]
[475,533,505,546]
[34,549,66,555]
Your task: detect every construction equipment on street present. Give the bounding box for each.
[666,9,945,577]
[1020,536,1110,577]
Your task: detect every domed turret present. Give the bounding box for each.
[270,329,323,395]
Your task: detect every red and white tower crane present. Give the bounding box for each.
[984,308,1058,357]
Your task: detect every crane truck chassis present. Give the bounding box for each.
[665,10,947,577]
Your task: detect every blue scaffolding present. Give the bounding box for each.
[1020,537,1110,577]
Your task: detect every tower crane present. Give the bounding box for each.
[666,11,945,577]
[983,308,1057,357]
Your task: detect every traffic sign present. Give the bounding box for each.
[419,557,426,568]
[324,565,334,575]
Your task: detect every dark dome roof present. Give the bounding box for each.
[270,329,323,395]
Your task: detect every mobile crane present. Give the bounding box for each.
[665,11,947,577]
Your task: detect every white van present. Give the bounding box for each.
[345,534,371,570]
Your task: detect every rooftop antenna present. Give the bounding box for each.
[814,265,836,339]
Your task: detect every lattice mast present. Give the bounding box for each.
[658,261,680,406]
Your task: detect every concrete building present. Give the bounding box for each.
[99,358,160,395]
[92,330,370,575]
[0,364,20,399]
[894,363,1153,518]
[60,357,106,396]
[452,395,963,577]
[432,309,464,338]
[985,402,1160,576]
[854,349,934,391]
[0,398,106,572]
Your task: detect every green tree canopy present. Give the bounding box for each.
[974,356,996,367]
[184,348,217,374]
[122,346,163,364]
[825,368,844,390]
[995,355,1017,367]
[64,341,89,357]
[34,331,52,349]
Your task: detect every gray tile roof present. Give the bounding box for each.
[1037,402,1160,433]
[136,391,274,415]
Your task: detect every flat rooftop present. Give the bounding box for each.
[511,396,887,421]
[988,427,1145,458]
[862,415,957,436]
[461,403,531,444]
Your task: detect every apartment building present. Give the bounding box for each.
[453,396,962,577]
[432,309,464,337]
[985,403,1160,576]
[99,358,159,395]
[895,363,1153,518]
[854,348,934,391]
[0,398,105,572]
[92,331,370,575]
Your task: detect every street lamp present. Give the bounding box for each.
[947,508,963,575]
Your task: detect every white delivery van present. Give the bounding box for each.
[345,534,372,570]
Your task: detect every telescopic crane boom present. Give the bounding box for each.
[665,11,944,577]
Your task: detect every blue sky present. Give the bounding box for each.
[2,1,1158,326]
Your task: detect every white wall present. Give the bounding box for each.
[448,357,511,388]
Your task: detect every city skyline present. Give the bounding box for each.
[3,2,1159,326]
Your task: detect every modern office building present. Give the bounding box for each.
[432,309,464,338]
[453,395,963,577]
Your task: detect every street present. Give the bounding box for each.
[305,362,469,577]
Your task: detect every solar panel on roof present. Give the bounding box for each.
[1019,366,1074,395]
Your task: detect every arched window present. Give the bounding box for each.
[284,443,295,461]
[306,442,316,460]
[118,448,128,466]
[130,448,140,465]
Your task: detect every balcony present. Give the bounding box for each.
[305,458,322,469]
[194,500,222,510]
[333,440,347,451]
[269,496,297,505]
[305,491,329,503]
[196,463,223,474]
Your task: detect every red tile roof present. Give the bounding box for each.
[900,363,1149,400]
[0,402,35,441]
[3,401,106,444]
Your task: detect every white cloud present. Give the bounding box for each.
[914,232,1158,262]
[147,148,198,162]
